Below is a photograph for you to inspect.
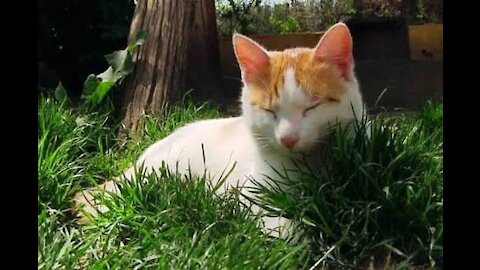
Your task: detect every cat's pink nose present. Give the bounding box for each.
[281,136,299,149]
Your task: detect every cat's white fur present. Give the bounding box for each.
[74,23,365,238]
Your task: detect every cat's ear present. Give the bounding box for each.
[314,23,353,79]
[233,34,270,83]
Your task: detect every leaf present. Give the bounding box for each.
[127,31,148,54]
[81,75,100,100]
[54,82,69,104]
[90,81,116,104]
[97,66,123,83]
[105,49,133,75]
[82,81,115,105]
[135,31,148,46]
[301,217,317,227]
[79,31,147,108]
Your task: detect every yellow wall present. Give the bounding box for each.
[408,24,443,61]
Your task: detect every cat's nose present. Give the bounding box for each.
[281,136,299,149]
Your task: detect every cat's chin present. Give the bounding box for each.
[273,142,313,155]
[289,146,313,154]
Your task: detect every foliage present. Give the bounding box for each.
[356,0,404,18]
[271,17,301,34]
[414,0,443,24]
[215,0,443,36]
[38,0,136,96]
[216,0,264,35]
[80,32,147,108]
[216,0,357,35]
[48,31,147,112]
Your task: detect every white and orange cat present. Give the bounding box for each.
[73,23,365,238]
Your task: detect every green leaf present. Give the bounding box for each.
[81,75,100,100]
[79,31,147,108]
[90,81,116,104]
[105,49,133,75]
[127,31,148,54]
[97,66,123,83]
[54,82,69,104]
[135,31,148,46]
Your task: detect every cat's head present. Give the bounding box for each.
[233,23,364,153]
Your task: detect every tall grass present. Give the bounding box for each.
[38,95,442,269]
[252,103,443,268]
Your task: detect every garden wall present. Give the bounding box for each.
[217,23,443,110]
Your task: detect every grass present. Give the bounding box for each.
[252,102,443,269]
[38,94,443,269]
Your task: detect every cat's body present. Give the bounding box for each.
[73,23,365,237]
[128,116,257,193]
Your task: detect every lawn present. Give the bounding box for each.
[38,95,443,269]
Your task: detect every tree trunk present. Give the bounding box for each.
[186,0,222,100]
[120,0,196,137]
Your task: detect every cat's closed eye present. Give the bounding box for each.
[303,103,321,117]
[262,108,277,120]
[303,97,340,117]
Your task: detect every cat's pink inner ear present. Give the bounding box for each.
[233,34,270,83]
[314,23,353,79]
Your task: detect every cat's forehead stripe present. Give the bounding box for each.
[249,49,346,108]
[283,67,297,101]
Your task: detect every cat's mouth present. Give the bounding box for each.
[276,140,311,154]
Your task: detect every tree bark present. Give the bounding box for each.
[120,0,196,137]
[186,0,222,99]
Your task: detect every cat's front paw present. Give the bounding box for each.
[71,181,118,224]
[72,188,102,224]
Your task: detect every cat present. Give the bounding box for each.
[72,22,365,238]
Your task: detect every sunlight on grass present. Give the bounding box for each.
[38,95,442,269]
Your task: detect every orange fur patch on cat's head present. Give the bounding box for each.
[233,23,353,110]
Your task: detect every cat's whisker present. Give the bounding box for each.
[253,135,269,141]
[252,132,272,143]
